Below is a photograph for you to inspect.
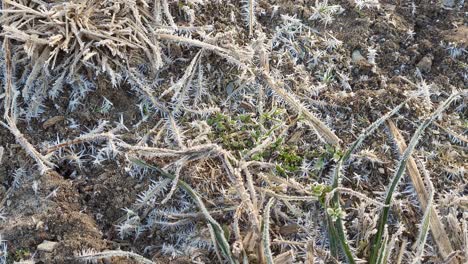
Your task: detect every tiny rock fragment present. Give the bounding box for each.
[442,0,456,8]
[352,49,372,70]
[42,115,65,129]
[416,54,433,73]
[226,82,235,95]
[378,168,385,174]
[352,49,366,63]
[37,240,58,252]
[382,4,396,12]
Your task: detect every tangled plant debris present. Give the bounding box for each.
[0,0,467,263]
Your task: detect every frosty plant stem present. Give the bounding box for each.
[328,99,409,263]
[369,91,462,264]
[243,0,256,36]
[411,161,434,264]
[1,39,54,174]
[75,249,155,264]
[130,157,237,264]
[263,198,275,264]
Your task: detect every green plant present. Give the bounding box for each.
[369,92,461,264]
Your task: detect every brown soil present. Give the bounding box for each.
[0,0,466,263]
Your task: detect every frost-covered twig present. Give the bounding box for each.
[263,198,275,264]
[261,70,341,146]
[411,161,435,264]
[243,0,256,36]
[326,187,387,208]
[1,40,54,174]
[387,120,456,262]
[75,249,155,264]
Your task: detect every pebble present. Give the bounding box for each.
[416,54,433,73]
[352,49,372,70]
[352,49,366,63]
[37,240,58,252]
[442,0,456,8]
[226,82,234,95]
[378,168,385,174]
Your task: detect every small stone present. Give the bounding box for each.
[416,54,433,73]
[37,240,58,252]
[442,0,456,8]
[226,82,234,95]
[352,49,372,70]
[352,49,366,63]
[378,168,385,174]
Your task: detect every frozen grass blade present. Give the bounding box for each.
[342,99,410,162]
[327,216,339,257]
[411,162,434,264]
[383,225,404,263]
[434,122,468,146]
[396,239,408,264]
[1,39,54,174]
[243,0,256,36]
[328,163,356,264]
[376,230,388,264]
[327,100,408,263]
[263,197,275,264]
[369,92,462,264]
[130,157,237,264]
[387,120,456,262]
[75,249,155,264]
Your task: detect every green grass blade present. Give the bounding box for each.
[329,162,356,264]
[328,99,410,263]
[342,99,409,162]
[369,92,461,264]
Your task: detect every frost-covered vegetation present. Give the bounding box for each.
[0,0,467,264]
